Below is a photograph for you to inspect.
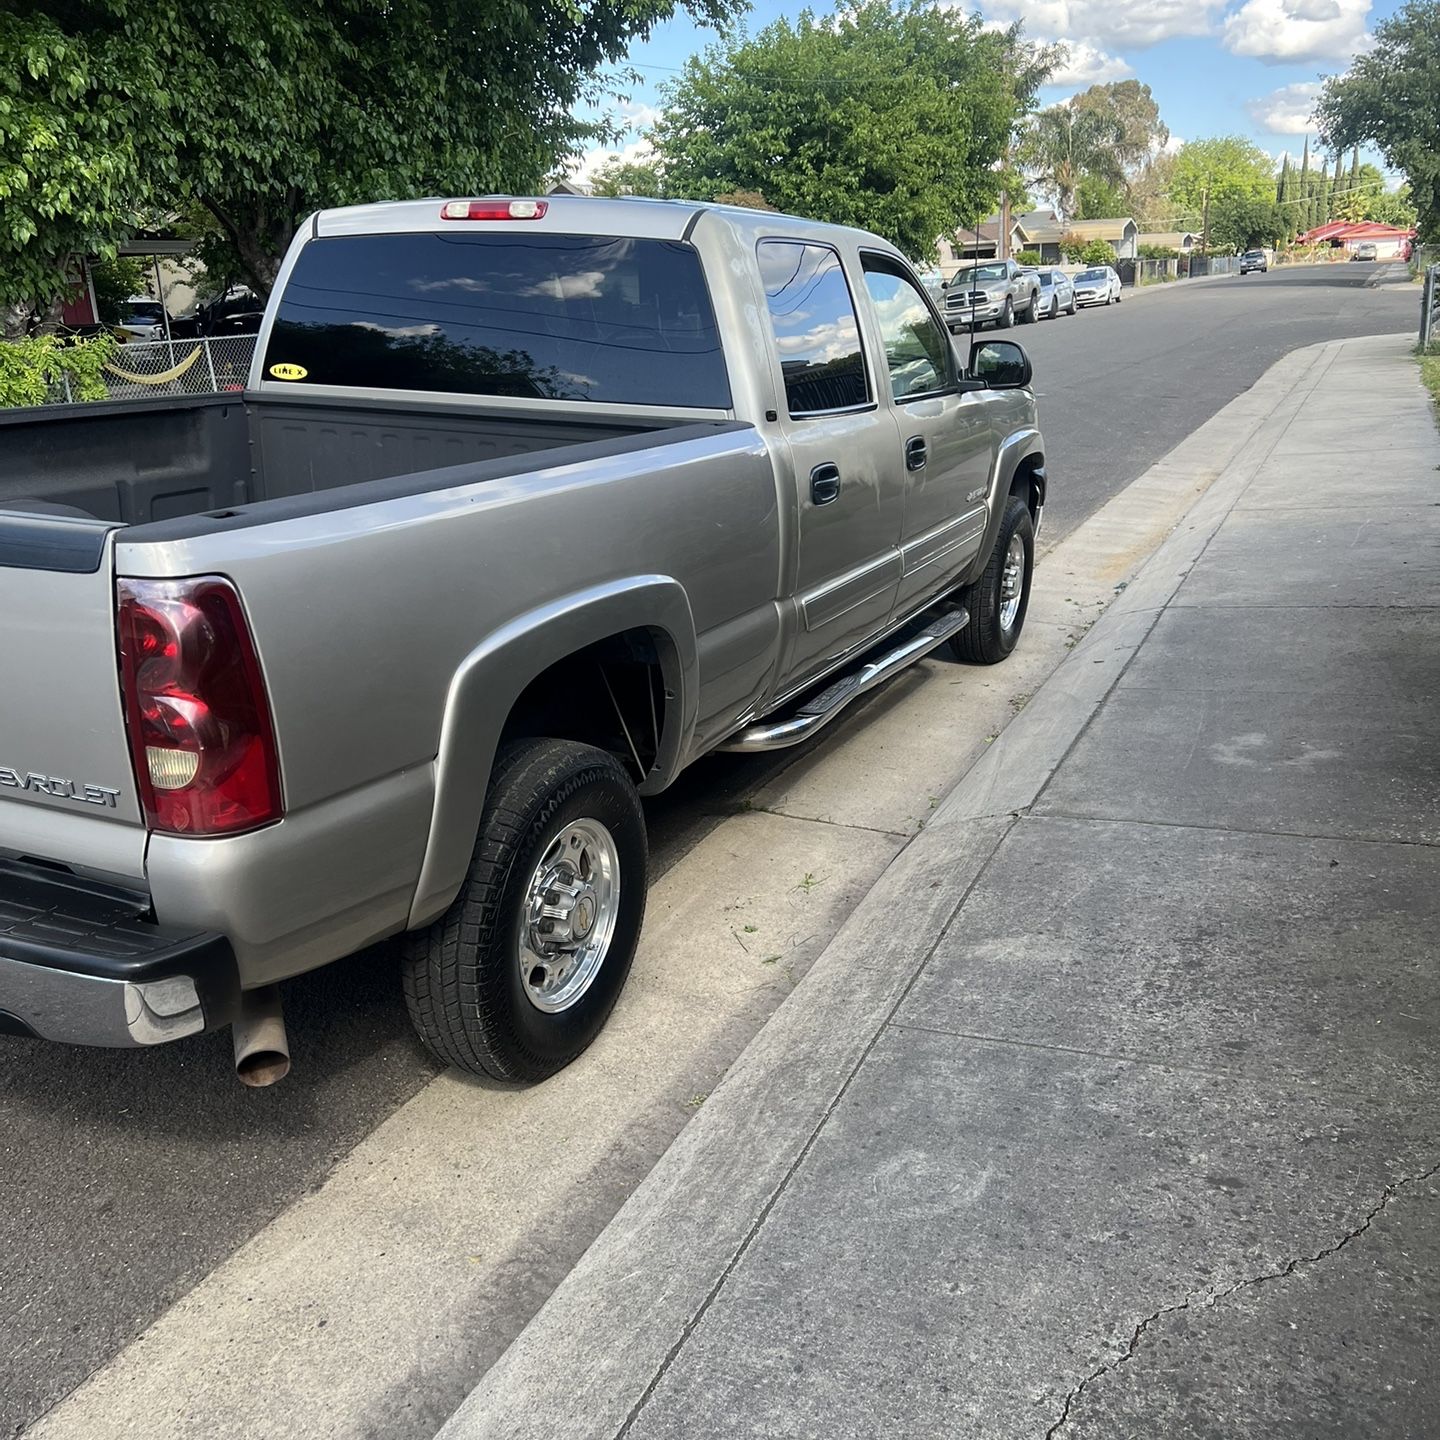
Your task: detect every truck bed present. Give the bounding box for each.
[0,392,689,527]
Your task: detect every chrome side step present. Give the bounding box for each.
[720,607,970,753]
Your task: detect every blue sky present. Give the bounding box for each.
[572,0,1402,184]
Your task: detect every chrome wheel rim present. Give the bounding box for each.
[999,533,1027,631]
[518,818,620,1013]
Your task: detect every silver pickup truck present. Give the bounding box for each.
[0,196,1046,1086]
[943,258,1042,333]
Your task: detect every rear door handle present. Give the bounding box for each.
[905,436,928,472]
[810,462,841,505]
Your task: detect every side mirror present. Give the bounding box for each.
[969,339,1032,390]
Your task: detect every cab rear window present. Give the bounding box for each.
[262,232,731,408]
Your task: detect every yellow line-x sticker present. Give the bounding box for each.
[268,363,308,381]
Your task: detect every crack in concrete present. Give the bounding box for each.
[1043,1159,1440,1438]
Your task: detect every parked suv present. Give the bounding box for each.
[1351,242,1378,262]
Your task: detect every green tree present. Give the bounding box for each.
[1318,0,1440,240]
[589,157,670,198]
[1023,101,1120,222]
[652,1,1052,262]
[1078,238,1114,265]
[1169,136,1278,244]
[0,0,740,321]
[88,256,150,325]
[1071,80,1168,174]
[1074,174,1127,220]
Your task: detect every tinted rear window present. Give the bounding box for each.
[262,232,730,407]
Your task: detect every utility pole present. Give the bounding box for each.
[999,188,1011,261]
[1201,185,1211,267]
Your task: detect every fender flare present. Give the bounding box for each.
[959,427,1045,588]
[407,576,698,929]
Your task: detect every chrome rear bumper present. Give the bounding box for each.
[0,860,236,1047]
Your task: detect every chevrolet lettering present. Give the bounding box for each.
[0,194,1046,1086]
[0,767,121,807]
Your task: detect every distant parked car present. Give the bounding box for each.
[1239,249,1269,274]
[1072,266,1121,307]
[943,259,1042,332]
[1351,242,1378,262]
[1034,269,1076,318]
[199,285,266,335]
[113,297,168,343]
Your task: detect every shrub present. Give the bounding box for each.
[1137,244,1180,260]
[0,333,116,408]
[1015,249,1042,267]
[1079,239,1115,266]
[1058,231,1087,263]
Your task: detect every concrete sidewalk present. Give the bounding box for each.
[440,332,1440,1440]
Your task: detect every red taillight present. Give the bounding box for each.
[117,576,283,836]
[439,199,548,221]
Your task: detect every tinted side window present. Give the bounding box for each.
[757,240,869,416]
[262,232,729,407]
[860,256,951,400]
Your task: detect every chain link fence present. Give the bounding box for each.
[1421,265,1440,350]
[46,334,258,405]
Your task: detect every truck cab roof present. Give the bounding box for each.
[311,194,904,258]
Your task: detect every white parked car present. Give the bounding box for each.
[1072,266,1122,307]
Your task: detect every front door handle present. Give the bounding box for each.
[905,436,928,471]
[810,462,841,505]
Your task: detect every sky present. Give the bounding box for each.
[569,0,1403,186]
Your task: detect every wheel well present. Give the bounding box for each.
[1009,456,1045,521]
[499,628,670,786]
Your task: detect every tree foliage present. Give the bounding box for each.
[1074,174,1126,221]
[0,331,115,406]
[0,0,740,318]
[1318,0,1440,239]
[589,156,670,198]
[1168,136,1278,248]
[1022,80,1165,222]
[651,1,1052,261]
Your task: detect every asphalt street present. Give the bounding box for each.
[0,262,1418,1436]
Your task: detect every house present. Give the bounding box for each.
[1063,217,1140,259]
[1137,230,1199,253]
[1295,220,1415,259]
[547,178,589,196]
[938,216,1026,272]
[1014,209,1067,263]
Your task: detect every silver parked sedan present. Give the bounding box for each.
[1072,265,1122,307]
[1035,269,1076,318]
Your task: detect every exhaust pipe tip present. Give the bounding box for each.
[236,1048,291,1088]
[232,985,290,1088]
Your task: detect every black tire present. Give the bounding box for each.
[1067,297,1077,316]
[998,297,1014,329]
[403,739,647,1082]
[949,496,1035,665]
[1019,290,1038,324]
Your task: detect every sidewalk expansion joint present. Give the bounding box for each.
[613,816,1022,1439]
[721,804,911,841]
[1043,1158,1440,1439]
[1031,809,1440,851]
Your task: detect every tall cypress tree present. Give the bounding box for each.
[1277,153,1289,204]
[1317,156,1330,225]
[1348,145,1360,195]
[1299,136,1312,232]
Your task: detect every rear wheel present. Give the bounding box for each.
[403,739,647,1081]
[1067,296,1077,316]
[949,496,1034,665]
[1020,290,1038,324]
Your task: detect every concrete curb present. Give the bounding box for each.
[434,338,1346,1440]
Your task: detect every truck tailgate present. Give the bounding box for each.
[0,514,147,880]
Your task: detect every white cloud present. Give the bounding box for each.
[1222,0,1371,62]
[566,99,661,189]
[981,0,1221,50]
[1247,81,1322,133]
[1048,39,1134,84]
